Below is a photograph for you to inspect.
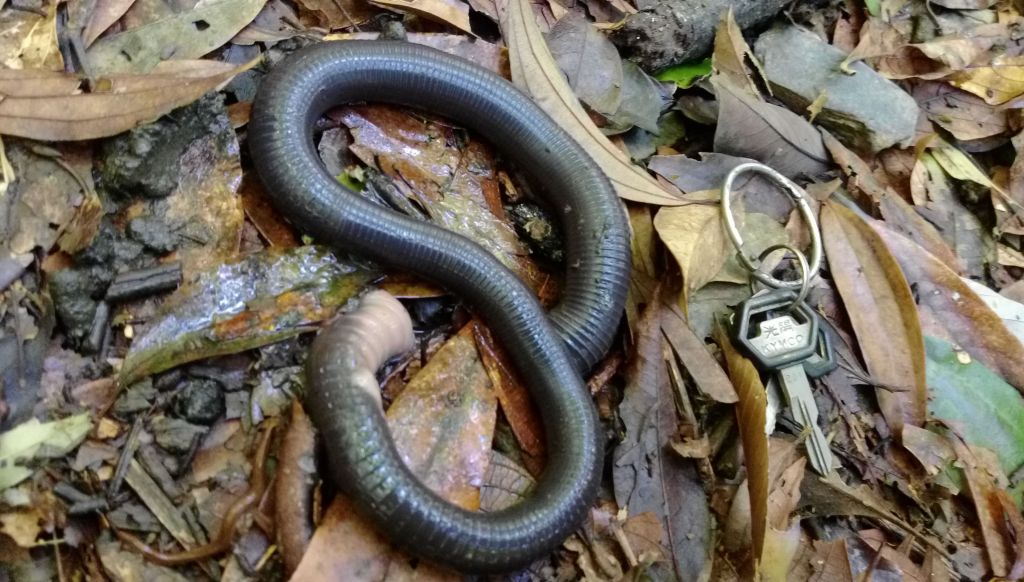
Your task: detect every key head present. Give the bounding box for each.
[733,289,819,370]
[802,325,838,379]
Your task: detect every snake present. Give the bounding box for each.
[248,40,631,573]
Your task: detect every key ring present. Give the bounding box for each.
[721,163,822,290]
[750,244,812,310]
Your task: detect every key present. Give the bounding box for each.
[802,324,838,379]
[732,289,833,475]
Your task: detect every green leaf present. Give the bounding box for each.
[864,0,881,15]
[926,335,1024,477]
[656,58,712,88]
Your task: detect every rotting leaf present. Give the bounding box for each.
[338,105,547,293]
[0,59,257,141]
[820,201,927,431]
[874,225,1024,394]
[545,11,623,117]
[926,335,1024,479]
[499,0,682,205]
[86,0,267,74]
[0,414,91,491]
[370,0,473,36]
[901,424,956,476]
[712,77,830,179]
[295,0,375,30]
[714,318,768,562]
[612,294,712,580]
[480,450,535,512]
[291,324,496,579]
[119,246,376,384]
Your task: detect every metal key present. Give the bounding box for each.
[733,289,834,475]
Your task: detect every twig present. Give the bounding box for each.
[105,263,183,303]
[107,417,144,499]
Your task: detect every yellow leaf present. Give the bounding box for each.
[929,140,1002,192]
[499,0,682,205]
[951,54,1024,105]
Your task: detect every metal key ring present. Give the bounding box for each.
[721,162,822,289]
[754,243,811,309]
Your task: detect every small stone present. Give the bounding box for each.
[754,25,919,153]
[113,379,157,417]
[172,379,225,426]
[127,216,178,255]
[149,416,207,454]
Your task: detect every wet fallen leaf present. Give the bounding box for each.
[0,414,91,491]
[370,0,473,35]
[653,203,729,307]
[875,226,1024,393]
[545,11,623,116]
[912,81,1007,142]
[474,324,545,476]
[612,295,712,580]
[713,77,831,179]
[480,450,535,512]
[292,323,496,579]
[0,59,256,141]
[821,201,927,430]
[86,0,267,74]
[120,246,375,384]
[951,54,1024,105]
[499,0,682,205]
[714,319,767,561]
[240,173,299,249]
[338,105,546,292]
[82,0,139,46]
[926,335,1024,478]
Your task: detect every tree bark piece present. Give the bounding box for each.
[610,0,788,72]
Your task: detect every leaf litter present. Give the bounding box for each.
[5,0,1024,580]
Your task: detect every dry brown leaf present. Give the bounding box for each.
[952,54,1024,105]
[295,0,375,29]
[660,301,738,404]
[499,0,682,205]
[714,318,768,562]
[874,226,1024,394]
[711,8,768,97]
[0,59,256,141]
[912,81,1007,142]
[82,0,138,46]
[0,5,63,71]
[240,173,299,248]
[653,204,729,307]
[370,0,473,35]
[820,201,927,431]
[900,425,956,476]
[86,0,267,74]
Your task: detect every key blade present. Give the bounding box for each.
[778,365,833,476]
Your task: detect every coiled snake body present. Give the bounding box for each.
[249,41,630,573]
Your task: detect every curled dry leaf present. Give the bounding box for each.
[86,0,267,74]
[499,0,682,205]
[875,226,1024,394]
[711,9,768,98]
[912,81,1007,142]
[820,200,927,431]
[713,318,768,562]
[0,59,256,141]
